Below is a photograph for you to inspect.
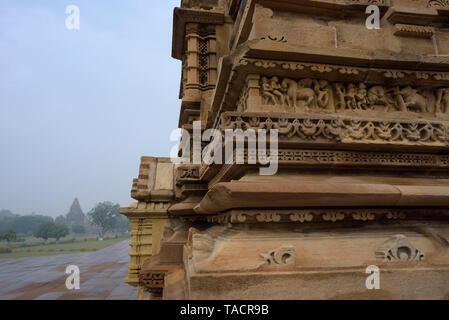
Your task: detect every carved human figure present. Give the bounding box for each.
[345,83,357,110]
[313,79,332,110]
[281,78,315,109]
[436,87,449,114]
[355,83,368,110]
[335,83,346,110]
[400,86,427,113]
[270,76,286,105]
[387,86,406,112]
[260,76,278,105]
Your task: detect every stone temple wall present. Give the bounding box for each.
[121,0,449,299]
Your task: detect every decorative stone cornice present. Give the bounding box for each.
[236,58,449,84]
[194,180,449,214]
[120,202,171,218]
[385,6,449,26]
[198,149,449,185]
[130,157,174,202]
[393,24,435,38]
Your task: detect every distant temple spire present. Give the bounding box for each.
[66,197,86,227]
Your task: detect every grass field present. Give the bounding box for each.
[0,233,130,259]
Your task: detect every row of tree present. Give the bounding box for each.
[0,202,129,241]
[0,214,53,236]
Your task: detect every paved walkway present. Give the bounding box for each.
[0,240,137,300]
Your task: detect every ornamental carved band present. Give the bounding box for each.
[220,113,449,147]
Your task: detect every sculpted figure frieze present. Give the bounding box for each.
[257,76,449,116]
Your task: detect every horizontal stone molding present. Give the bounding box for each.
[220,112,449,150]
[267,149,449,168]
[206,209,449,224]
[194,181,449,214]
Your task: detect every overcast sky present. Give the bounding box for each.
[0,1,181,217]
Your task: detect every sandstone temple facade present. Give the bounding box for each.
[120,0,449,299]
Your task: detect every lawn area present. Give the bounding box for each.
[0,233,130,259]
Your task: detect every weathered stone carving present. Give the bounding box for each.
[178,166,200,180]
[261,76,286,106]
[352,212,375,221]
[258,77,446,115]
[289,212,314,223]
[260,246,296,266]
[394,24,435,39]
[322,212,345,222]
[192,232,215,263]
[205,209,449,224]
[272,150,449,168]
[375,235,425,262]
[436,88,449,114]
[427,0,449,7]
[221,113,449,147]
[140,272,165,295]
[256,212,281,222]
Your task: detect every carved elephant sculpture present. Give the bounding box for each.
[400,86,427,113]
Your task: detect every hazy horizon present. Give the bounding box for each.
[0,1,181,217]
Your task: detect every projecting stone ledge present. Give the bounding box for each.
[193,182,449,214]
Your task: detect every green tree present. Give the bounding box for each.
[0,229,17,244]
[12,215,53,236]
[72,224,86,234]
[87,202,120,240]
[53,224,69,241]
[35,222,55,241]
[35,222,69,241]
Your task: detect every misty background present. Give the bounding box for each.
[0,1,180,217]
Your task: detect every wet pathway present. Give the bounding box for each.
[0,240,137,300]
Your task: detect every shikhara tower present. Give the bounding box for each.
[120,0,449,299]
